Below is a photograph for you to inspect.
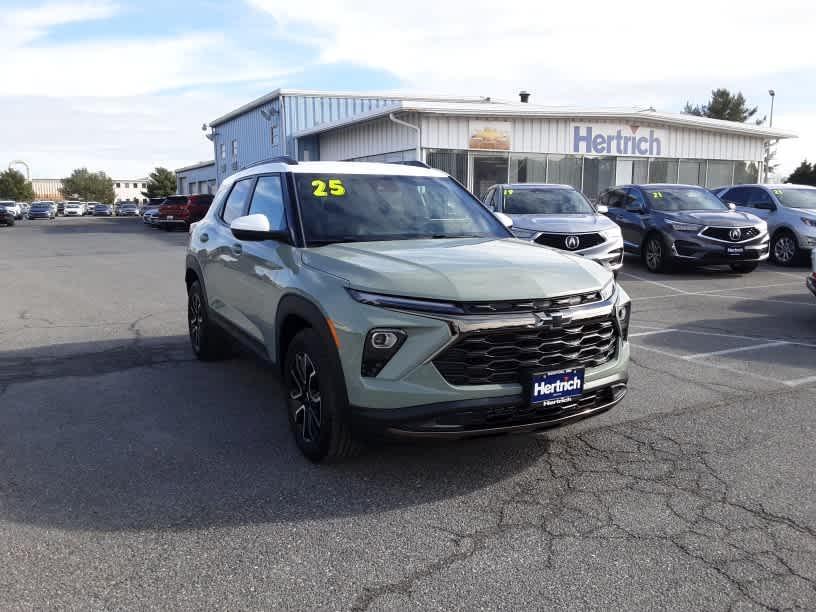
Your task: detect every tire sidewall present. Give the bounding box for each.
[284,329,347,462]
[644,234,668,273]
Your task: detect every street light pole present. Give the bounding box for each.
[764,90,776,182]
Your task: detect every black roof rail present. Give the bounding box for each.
[388,160,431,169]
[243,156,299,170]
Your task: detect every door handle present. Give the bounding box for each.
[200,233,209,243]
[231,244,243,256]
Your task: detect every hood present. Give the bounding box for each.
[508,213,618,234]
[302,238,611,302]
[662,210,761,226]
[792,208,816,219]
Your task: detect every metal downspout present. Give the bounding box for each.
[389,113,421,161]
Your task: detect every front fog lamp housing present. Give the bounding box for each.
[615,302,631,340]
[362,329,407,377]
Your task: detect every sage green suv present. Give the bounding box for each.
[185,159,631,461]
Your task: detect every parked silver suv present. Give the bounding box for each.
[483,184,624,274]
[716,184,816,265]
[186,159,631,461]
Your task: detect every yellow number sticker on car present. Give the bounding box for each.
[328,179,346,196]
[773,189,783,195]
[312,179,345,197]
[504,189,513,196]
[652,191,664,199]
[312,179,328,197]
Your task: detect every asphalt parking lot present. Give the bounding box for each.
[1,216,815,610]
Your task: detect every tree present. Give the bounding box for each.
[0,169,36,201]
[142,167,177,198]
[683,88,759,123]
[785,160,816,186]
[61,168,115,203]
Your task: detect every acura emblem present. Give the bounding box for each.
[564,235,580,250]
[729,228,742,241]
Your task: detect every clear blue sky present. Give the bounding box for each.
[2,0,813,179]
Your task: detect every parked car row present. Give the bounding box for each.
[480,181,816,275]
[142,194,214,231]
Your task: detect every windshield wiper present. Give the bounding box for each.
[430,234,485,239]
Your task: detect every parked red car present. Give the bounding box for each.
[157,194,214,231]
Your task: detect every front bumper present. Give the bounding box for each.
[0,212,14,224]
[28,213,51,219]
[667,231,769,264]
[521,233,624,271]
[807,274,816,297]
[353,378,627,438]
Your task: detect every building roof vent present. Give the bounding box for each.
[519,91,530,103]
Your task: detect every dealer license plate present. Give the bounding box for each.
[167,215,174,220]
[529,368,585,408]
[726,246,744,256]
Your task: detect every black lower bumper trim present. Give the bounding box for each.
[352,381,627,439]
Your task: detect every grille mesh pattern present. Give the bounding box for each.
[701,226,761,242]
[434,316,618,386]
[535,233,605,250]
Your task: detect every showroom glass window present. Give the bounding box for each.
[733,161,759,184]
[546,155,582,191]
[678,160,705,186]
[648,158,679,183]
[509,154,547,183]
[425,149,468,185]
[582,157,616,200]
[706,161,734,188]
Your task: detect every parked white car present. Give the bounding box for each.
[0,201,23,219]
[64,201,84,216]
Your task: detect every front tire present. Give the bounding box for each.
[284,329,360,462]
[643,234,671,273]
[187,280,232,361]
[771,230,798,266]
[730,262,758,273]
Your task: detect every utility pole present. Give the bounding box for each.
[764,90,776,182]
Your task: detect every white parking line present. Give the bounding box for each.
[619,272,689,294]
[683,341,788,360]
[628,329,679,338]
[784,375,816,387]
[630,343,787,386]
[629,324,816,349]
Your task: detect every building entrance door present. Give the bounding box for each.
[470,154,509,199]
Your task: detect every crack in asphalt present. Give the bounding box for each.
[351,413,816,611]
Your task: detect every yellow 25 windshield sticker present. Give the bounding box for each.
[312,179,346,197]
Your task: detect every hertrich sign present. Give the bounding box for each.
[573,124,666,156]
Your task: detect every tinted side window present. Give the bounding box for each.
[723,187,749,205]
[747,188,773,206]
[248,175,287,231]
[606,189,627,208]
[221,178,254,224]
[626,188,646,208]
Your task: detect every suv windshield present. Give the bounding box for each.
[644,187,728,211]
[774,188,816,209]
[503,188,594,215]
[294,174,507,245]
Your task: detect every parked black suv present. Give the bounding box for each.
[600,184,769,273]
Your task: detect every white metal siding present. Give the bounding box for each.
[319,114,418,160]
[418,115,766,161]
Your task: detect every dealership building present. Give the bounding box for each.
[202,89,794,199]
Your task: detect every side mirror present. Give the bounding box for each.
[596,205,609,214]
[727,202,737,210]
[230,214,290,242]
[494,212,513,229]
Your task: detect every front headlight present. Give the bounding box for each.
[347,289,465,315]
[601,227,622,240]
[599,278,616,302]
[801,217,816,228]
[666,220,702,232]
[512,227,539,239]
